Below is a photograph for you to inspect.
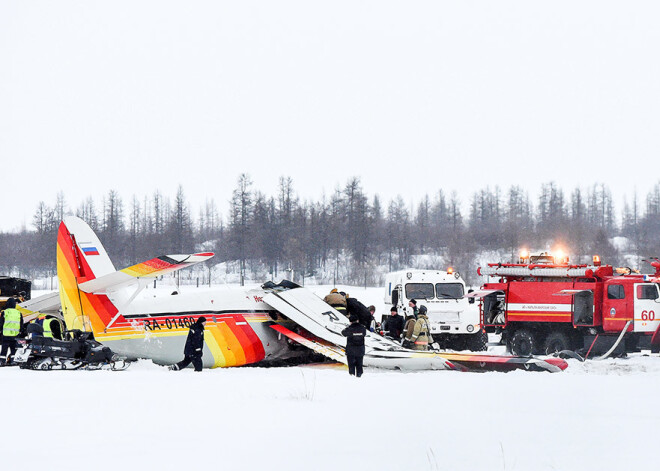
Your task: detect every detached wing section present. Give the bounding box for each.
[264,288,458,371]
[78,253,214,294]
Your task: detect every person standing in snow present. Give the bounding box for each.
[367,305,377,331]
[383,306,404,339]
[408,298,419,317]
[0,297,24,365]
[170,317,206,372]
[407,305,433,351]
[341,314,366,377]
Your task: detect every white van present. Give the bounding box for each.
[383,269,486,351]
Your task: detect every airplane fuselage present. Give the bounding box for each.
[92,288,302,368]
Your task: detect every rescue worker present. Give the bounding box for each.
[367,305,377,331]
[345,294,372,329]
[0,298,24,365]
[402,307,417,348]
[383,306,404,339]
[41,315,63,340]
[323,288,347,315]
[26,319,44,339]
[170,316,206,372]
[341,314,366,377]
[407,305,433,351]
[408,298,419,317]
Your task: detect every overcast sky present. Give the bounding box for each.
[1,1,659,231]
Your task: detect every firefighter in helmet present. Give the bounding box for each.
[323,288,347,315]
[405,305,433,351]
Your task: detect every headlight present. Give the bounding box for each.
[467,324,475,333]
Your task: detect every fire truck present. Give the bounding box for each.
[472,253,660,357]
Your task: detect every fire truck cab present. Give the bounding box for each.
[383,269,486,351]
[474,256,660,357]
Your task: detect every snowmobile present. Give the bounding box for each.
[13,330,130,371]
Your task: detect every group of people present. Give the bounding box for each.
[382,299,433,351]
[0,297,64,366]
[326,288,433,378]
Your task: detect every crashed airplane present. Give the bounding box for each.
[54,216,567,372]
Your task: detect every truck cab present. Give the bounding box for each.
[383,269,486,351]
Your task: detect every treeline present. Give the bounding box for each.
[1,176,659,286]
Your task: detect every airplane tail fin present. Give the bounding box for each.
[57,216,216,335]
[57,216,120,332]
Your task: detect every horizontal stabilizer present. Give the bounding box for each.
[19,292,61,314]
[79,252,214,293]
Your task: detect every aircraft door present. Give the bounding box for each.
[633,283,660,333]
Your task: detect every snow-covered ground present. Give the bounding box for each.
[3,356,660,471]
[9,284,659,470]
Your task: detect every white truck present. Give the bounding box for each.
[382,269,487,351]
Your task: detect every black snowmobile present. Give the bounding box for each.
[14,330,130,371]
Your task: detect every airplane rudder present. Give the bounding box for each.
[59,216,115,280]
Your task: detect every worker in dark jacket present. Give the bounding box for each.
[1,298,24,365]
[170,316,206,371]
[345,295,372,329]
[341,314,366,377]
[383,306,404,339]
[408,298,419,317]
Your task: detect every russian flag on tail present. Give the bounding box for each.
[82,246,100,256]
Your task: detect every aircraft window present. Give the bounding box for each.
[637,284,659,300]
[607,284,625,300]
[435,283,464,299]
[405,283,435,300]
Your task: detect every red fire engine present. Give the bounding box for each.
[472,253,660,357]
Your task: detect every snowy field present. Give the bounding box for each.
[2,356,660,471]
[4,284,658,470]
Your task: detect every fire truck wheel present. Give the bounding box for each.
[543,332,571,355]
[509,329,536,357]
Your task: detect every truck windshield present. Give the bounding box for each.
[435,283,464,299]
[405,283,435,300]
